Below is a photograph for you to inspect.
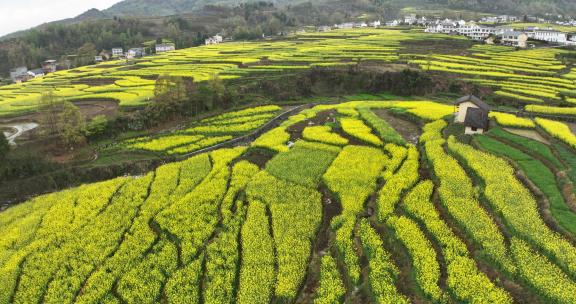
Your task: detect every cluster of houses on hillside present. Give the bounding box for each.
[8,33,235,84]
[9,60,57,83]
[425,20,576,47]
[556,19,576,26]
[378,13,576,48]
[9,42,179,83]
[316,20,382,32]
[100,42,177,62]
[317,15,576,48]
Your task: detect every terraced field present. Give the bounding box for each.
[3,99,576,303]
[116,105,284,155]
[0,29,432,117]
[409,45,576,105]
[3,28,576,118]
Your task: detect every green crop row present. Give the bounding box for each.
[535,118,576,149]
[421,122,514,273]
[403,181,512,303]
[358,108,406,145]
[340,117,383,146]
[377,145,419,221]
[358,219,409,303]
[448,137,576,277]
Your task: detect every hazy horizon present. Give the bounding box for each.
[0,0,123,37]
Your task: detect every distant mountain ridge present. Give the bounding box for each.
[103,0,314,17]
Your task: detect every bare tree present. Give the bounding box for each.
[38,92,63,136]
[57,102,86,148]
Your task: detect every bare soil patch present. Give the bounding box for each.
[357,62,412,73]
[73,99,119,119]
[286,109,337,141]
[239,149,276,169]
[0,112,37,125]
[117,65,145,71]
[503,128,550,145]
[92,64,122,69]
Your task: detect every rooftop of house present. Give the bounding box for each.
[454,95,490,111]
[29,69,44,75]
[464,107,489,129]
[532,29,564,33]
[503,31,526,37]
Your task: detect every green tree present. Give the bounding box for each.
[85,115,108,138]
[149,75,195,120]
[209,74,225,108]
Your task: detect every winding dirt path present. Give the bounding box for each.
[2,122,38,145]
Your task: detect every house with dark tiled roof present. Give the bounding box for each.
[454,95,490,135]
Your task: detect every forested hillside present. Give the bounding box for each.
[104,0,576,18]
[103,0,322,16]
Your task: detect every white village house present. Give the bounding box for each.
[456,23,497,40]
[454,95,490,135]
[335,22,354,29]
[127,48,145,59]
[425,20,459,34]
[404,14,417,25]
[529,29,568,44]
[368,20,381,27]
[111,48,124,58]
[205,35,223,45]
[501,31,528,48]
[155,43,176,53]
[27,69,44,78]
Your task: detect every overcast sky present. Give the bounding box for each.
[0,0,123,37]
